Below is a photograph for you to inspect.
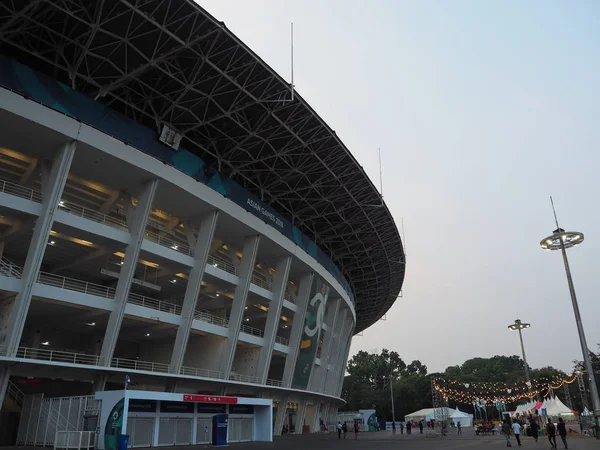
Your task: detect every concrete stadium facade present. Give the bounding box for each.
[0,0,405,444]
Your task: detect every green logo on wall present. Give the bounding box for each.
[291,277,329,390]
[104,398,124,450]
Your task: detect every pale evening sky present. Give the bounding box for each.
[198,0,600,374]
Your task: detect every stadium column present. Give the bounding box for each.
[169,211,219,379]
[308,297,340,393]
[281,272,314,388]
[0,142,75,409]
[296,398,308,434]
[256,255,292,384]
[334,319,354,397]
[274,396,288,436]
[316,298,341,392]
[219,234,260,380]
[323,309,348,394]
[97,180,158,377]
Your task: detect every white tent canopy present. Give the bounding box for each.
[545,396,574,416]
[405,407,473,427]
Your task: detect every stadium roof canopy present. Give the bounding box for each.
[0,0,405,333]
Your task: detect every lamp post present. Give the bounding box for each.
[508,319,531,385]
[540,221,600,434]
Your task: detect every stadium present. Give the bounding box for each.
[0,0,405,446]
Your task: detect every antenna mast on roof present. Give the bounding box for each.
[261,23,295,103]
[363,148,384,207]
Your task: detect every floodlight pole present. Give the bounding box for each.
[507,319,531,385]
[540,198,600,437]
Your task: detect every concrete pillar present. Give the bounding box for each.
[333,319,354,397]
[219,234,260,380]
[99,180,158,366]
[274,396,288,436]
[296,398,308,434]
[0,365,10,414]
[3,142,75,356]
[256,256,291,384]
[281,272,314,387]
[324,309,348,395]
[316,298,341,393]
[170,211,219,374]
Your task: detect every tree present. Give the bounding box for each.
[346,349,406,390]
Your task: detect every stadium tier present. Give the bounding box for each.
[0,0,405,445]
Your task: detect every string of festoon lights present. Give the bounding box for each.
[432,375,577,404]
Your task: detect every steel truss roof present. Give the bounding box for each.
[0,0,405,333]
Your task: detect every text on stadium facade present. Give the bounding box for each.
[246,198,284,229]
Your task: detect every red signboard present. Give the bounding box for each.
[182,394,238,404]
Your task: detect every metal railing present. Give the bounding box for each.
[110,357,172,373]
[275,335,289,346]
[128,292,182,315]
[58,199,128,230]
[54,431,95,450]
[6,380,24,406]
[266,379,284,387]
[38,272,115,298]
[251,274,269,290]
[207,254,237,275]
[229,372,260,384]
[194,310,229,328]
[284,289,296,303]
[15,347,102,366]
[0,179,43,202]
[144,229,192,256]
[0,257,23,279]
[240,323,264,338]
[180,365,225,380]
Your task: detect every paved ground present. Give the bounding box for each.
[167,432,599,450]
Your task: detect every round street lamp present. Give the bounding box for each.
[540,225,600,431]
[508,319,531,385]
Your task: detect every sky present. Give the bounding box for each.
[198,0,600,374]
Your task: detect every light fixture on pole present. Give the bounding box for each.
[540,197,600,435]
[507,319,532,385]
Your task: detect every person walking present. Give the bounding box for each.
[457,421,462,435]
[529,418,539,442]
[354,421,359,440]
[502,420,512,447]
[400,421,404,434]
[342,422,347,439]
[419,420,424,434]
[392,421,396,434]
[547,418,557,449]
[557,417,568,449]
[512,421,522,446]
[337,422,342,439]
[406,421,412,435]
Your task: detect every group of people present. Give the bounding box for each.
[336,421,360,440]
[501,418,569,449]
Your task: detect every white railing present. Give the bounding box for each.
[110,357,172,373]
[240,323,264,338]
[128,292,182,315]
[0,257,23,278]
[229,372,260,384]
[194,310,229,328]
[144,229,192,256]
[266,379,284,387]
[58,199,128,230]
[275,335,289,346]
[251,274,269,290]
[180,365,225,380]
[6,380,24,406]
[207,254,237,275]
[54,431,95,450]
[38,272,115,298]
[0,179,43,202]
[16,347,102,366]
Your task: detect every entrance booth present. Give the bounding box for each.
[95,390,272,449]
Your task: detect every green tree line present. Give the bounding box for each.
[341,347,600,421]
